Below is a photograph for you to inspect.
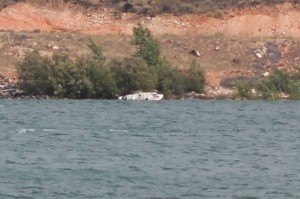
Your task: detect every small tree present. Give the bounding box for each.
[87,59,119,99]
[110,57,158,95]
[133,23,162,69]
[171,69,185,96]
[288,80,300,100]
[17,50,53,95]
[236,82,253,99]
[257,69,290,100]
[267,69,290,92]
[132,24,175,94]
[170,61,206,96]
[87,38,106,64]
[48,54,94,98]
[258,80,278,100]
[86,38,119,98]
[185,60,206,93]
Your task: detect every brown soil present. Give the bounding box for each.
[1,2,300,36]
[0,2,300,88]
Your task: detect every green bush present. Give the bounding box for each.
[132,24,175,94]
[171,69,185,96]
[267,69,290,92]
[17,50,53,95]
[87,59,119,99]
[87,38,106,64]
[236,81,253,99]
[17,26,207,99]
[229,69,300,100]
[50,55,118,99]
[257,70,290,100]
[169,61,205,96]
[110,57,158,95]
[287,80,300,99]
[185,60,206,93]
[176,3,195,14]
[258,80,279,100]
[17,41,119,99]
[133,23,162,69]
[286,68,300,99]
[155,58,173,93]
[157,0,178,13]
[50,55,97,98]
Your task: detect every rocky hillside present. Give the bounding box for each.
[0,1,300,97]
[2,0,299,14]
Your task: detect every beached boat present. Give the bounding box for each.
[118,91,163,101]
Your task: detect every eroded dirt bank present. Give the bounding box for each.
[0,2,300,97]
[0,3,299,37]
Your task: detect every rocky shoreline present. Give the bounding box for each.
[0,75,23,99]
[0,75,234,100]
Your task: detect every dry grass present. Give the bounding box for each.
[1,30,300,85]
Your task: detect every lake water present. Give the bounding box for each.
[0,100,300,199]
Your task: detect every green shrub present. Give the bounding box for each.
[169,61,206,96]
[87,37,106,64]
[155,58,173,93]
[257,69,290,100]
[110,57,158,95]
[231,69,300,100]
[236,81,253,99]
[87,59,119,99]
[176,3,195,14]
[267,69,290,92]
[132,23,162,69]
[132,24,174,94]
[214,31,225,38]
[17,50,53,95]
[158,0,178,13]
[171,69,186,96]
[17,26,207,99]
[258,79,279,100]
[185,60,206,93]
[287,80,300,99]
[17,41,119,99]
[48,54,95,98]
[214,9,223,18]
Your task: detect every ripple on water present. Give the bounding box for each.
[17,128,35,134]
[108,129,128,133]
[0,100,299,198]
[42,129,55,132]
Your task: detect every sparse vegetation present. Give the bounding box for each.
[17,24,206,99]
[214,31,225,38]
[3,0,300,100]
[0,0,17,10]
[236,81,254,100]
[234,69,300,100]
[176,3,195,14]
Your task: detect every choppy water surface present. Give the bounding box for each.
[0,100,300,199]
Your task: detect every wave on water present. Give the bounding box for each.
[17,128,55,134]
[18,128,35,134]
[2,101,300,199]
[108,129,128,133]
[42,129,55,132]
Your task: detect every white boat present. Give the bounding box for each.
[118,91,163,101]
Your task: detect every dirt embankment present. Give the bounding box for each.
[0,2,299,37]
[0,2,300,94]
